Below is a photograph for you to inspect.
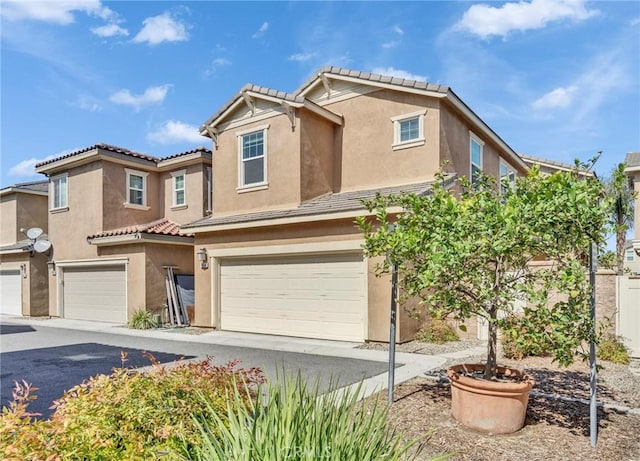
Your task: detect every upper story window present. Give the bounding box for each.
[470,133,484,186]
[171,170,186,207]
[626,249,635,262]
[125,168,148,208]
[499,162,516,194]
[237,125,269,190]
[391,110,426,150]
[50,174,68,210]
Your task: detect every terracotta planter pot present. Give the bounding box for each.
[447,363,535,434]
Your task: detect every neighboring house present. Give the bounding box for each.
[0,180,49,317]
[625,152,640,260]
[34,143,212,323]
[182,66,529,343]
[624,240,640,275]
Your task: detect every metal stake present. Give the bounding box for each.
[589,241,598,447]
[388,262,398,404]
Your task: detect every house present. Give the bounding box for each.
[34,143,212,323]
[182,66,529,343]
[0,180,49,317]
[623,240,640,275]
[625,151,640,259]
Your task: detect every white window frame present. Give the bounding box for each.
[237,124,269,191]
[391,109,426,150]
[626,249,635,262]
[124,168,149,209]
[499,161,516,194]
[470,132,484,186]
[171,169,187,208]
[50,174,68,211]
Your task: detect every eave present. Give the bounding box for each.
[87,233,195,247]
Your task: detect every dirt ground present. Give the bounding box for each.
[380,350,640,460]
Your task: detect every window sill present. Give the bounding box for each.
[236,183,269,194]
[49,207,69,214]
[392,139,425,151]
[123,203,151,211]
[171,204,188,211]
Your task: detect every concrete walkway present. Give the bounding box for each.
[1,316,484,400]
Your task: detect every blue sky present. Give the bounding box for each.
[1,0,639,187]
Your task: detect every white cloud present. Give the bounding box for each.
[393,25,404,36]
[288,52,317,62]
[381,40,400,49]
[147,120,205,145]
[204,58,232,77]
[371,67,427,82]
[1,0,114,24]
[532,86,578,110]
[132,12,189,45]
[252,22,269,38]
[456,0,599,39]
[91,23,128,37]
[8,150,70,178]
[109,84,171,110]
[72,94,103,112]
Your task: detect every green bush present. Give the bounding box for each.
[0,355,264,461]
[597,334,630,364]
[416,317,459,344]
[183,371,450,461]
[128,309,159,329]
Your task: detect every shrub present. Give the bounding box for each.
[128,309,158,329]
[0,355,264,461]
[597,334,630,364]
[416,317,459,344]
[183,371,448,461]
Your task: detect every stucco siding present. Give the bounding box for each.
[322,89,441,192]
[299,109,336,201]
[0,254,49,317]
[163,163,208,224]
[213,115,302,215]
[0,197,17,245]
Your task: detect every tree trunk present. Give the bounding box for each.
[485,316,498,380]
[616,228,625,275]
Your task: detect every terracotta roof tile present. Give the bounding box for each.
[88,218,191,239]
[0,180,48,194]
[158,146,212,162]
[35,143,159,168]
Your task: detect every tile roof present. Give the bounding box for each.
[87,218,191,239]
[295,66,450,96]
[0,180,48,194]
[201,83,304,131]
[183,177,452,229]
[519,154,593,174]
[159,145,212,161]
[626,152,640,168]
[0,238,39,252]
[35,143,159,168]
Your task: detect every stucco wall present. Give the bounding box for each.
[162,163,208,224]
[323,89,441,192]
[16,193,48,238]
[0,196,17,245]
[213,115,302,214]
[299,109,336,201]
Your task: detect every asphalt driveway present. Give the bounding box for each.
[0,319,393,418]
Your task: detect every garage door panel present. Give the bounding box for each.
[63,266,126,323]
[220,254,365,341]
[0,270,22,316]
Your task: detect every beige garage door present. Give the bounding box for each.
[220,254,366,342]
[62,266,126,323]
[0,270,22,316]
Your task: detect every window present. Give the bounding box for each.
[391,110,426,149]
[470,133,484,186]
[499,162,516,194]
[125,169,148,207]
[626,249,635,262]
[237,125,268,188]
[51,174,68,210]
[171,170,186,207]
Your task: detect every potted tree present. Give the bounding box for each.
[357,165,610,434]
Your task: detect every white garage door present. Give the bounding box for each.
[62,266,126,323]
[220,254,366,342]
[0,270,22,316]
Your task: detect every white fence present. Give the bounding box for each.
[617,276,640,358]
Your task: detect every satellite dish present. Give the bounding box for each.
[26,227,43,240]
[33,239,52,254]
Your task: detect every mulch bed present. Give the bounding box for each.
[370,343,640,460]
